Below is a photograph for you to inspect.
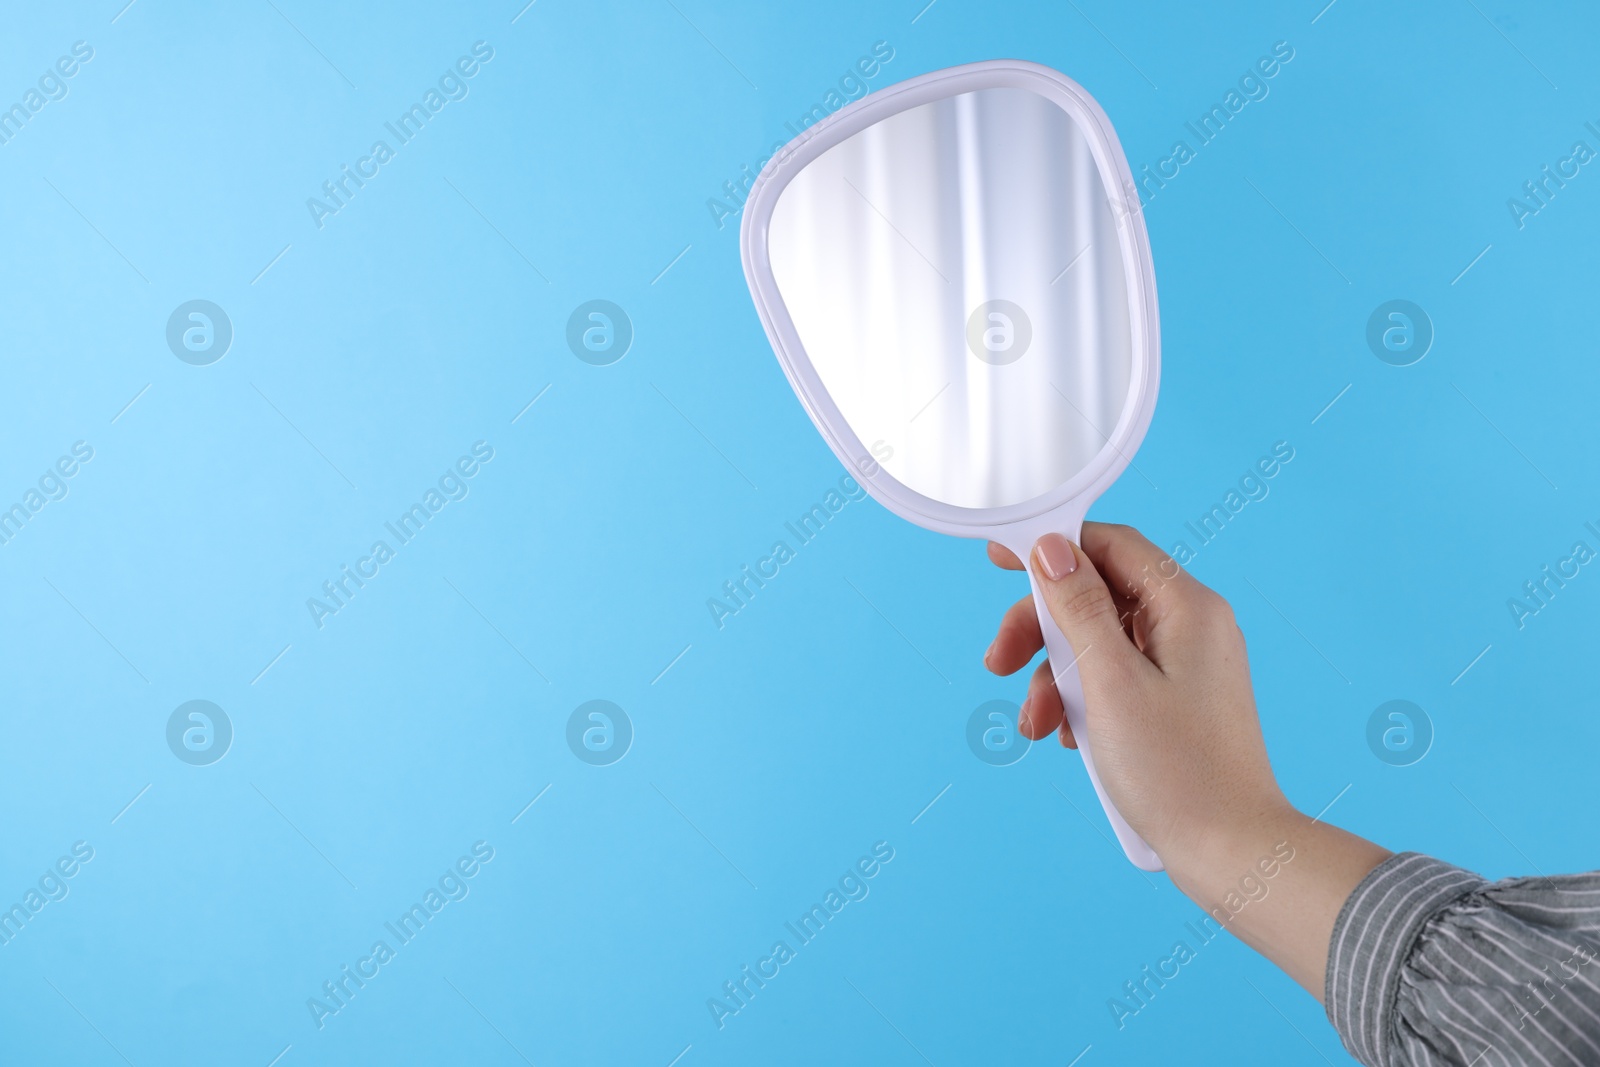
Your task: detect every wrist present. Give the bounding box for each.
[1161,796,1304,906]
[1161,801,1392,1000]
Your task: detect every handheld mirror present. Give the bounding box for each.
[741,61,1162,870]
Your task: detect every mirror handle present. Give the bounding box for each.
[1026,561,1165,872]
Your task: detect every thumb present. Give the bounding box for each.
[1030,533,1140,684]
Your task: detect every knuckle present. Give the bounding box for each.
[1204,591,1237,624]
[1192,592,1240,638]
[1092,522,1132,550]
[1163,586,1230,637]
[1057,580,1115,626]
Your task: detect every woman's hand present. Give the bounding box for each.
[983,522,1290,871]
[983,522,1390,999]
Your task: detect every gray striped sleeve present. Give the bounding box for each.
[1326,851,1600,1067]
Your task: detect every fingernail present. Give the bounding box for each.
[1018,696,1033,736]
[983,638,997,669]
[1035,533,1078,581]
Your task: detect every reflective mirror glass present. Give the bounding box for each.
[768,86,1134,510]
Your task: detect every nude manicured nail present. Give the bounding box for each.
[983,638,997,669]
[1035,533,1078,580]
[1018,696,1033,735]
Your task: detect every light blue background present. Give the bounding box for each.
[1,1,1595,1064]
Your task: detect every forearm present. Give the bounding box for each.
[1164,804,1392,1001]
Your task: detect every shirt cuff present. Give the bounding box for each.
[1324,852,1486,1067]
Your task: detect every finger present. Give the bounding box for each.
[987,541,1025,571]
[1079,522,1206,637]
[984,594,1044,676]
[1106,579,1158,654]
[1030,533,1149,695]
[1058,717,1078,749]
[1101,579,1142,639]
[1018,657,1067,743]
[1034,661,1078,750]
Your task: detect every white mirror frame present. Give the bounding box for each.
[741,58,1161,556]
